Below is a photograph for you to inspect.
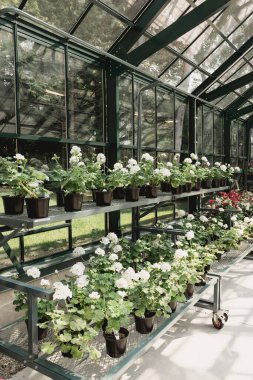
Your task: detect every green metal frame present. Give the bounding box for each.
[228,104,253,120]
[203,72,253,102]
[226,85,253,114]
[126,0,232,66]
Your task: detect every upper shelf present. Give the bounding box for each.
[0,187,229,229]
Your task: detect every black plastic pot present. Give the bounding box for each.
[25,319,48,341]
[95,190,112,206]
[139,186,146,196]
[204,264,211,272]
[215,252,222,261]
[220,179,227,187]
[113,187,125,200]
[183,182,192,193]
[213,179,221,188]
[26,197,49,219]
[2,195,24,215]
[145,185,159,198]
[125,187,140,202]
[64,193,83,212]
[56,190,64,207]
[185,283,194,298]
[104,327,129,358]
[161,182,171,193]
[194,180,201,191]
[134,312,156,334]
[201,179,213,189]
[169,301,177,313]
[171,185,183,195]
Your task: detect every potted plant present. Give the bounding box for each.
[110,162,128,200]
[140,153,163,198]
[181,158,197,193]
[170,155,184,194]
[158,163,172,192]
[125,159,145,202]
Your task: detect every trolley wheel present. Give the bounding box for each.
[223,313,228,322]
[212,316,224,330]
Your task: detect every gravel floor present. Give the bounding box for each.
[0,354,25,379]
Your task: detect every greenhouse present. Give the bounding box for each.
[0,0,253,379]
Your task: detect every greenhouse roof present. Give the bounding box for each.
[1,0,253,119]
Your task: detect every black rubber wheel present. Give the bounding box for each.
[212,317,224,330]
[223,313,228,322]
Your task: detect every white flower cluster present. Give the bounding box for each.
[186,230,194,240]
[95,247,105,256]
[129,165,141,175]
[69,262,85,276]
[108,253,118,261]
[89,291,100,300]
[175,249,188,259]
[141,153,154,162]
[167,162,173,167]
[190,153,198,160]
[101,236,110,245]
[72,246,86,256]
[53,282,72,300]
[96,153,106,165]
[159,168,171,178]
[127,158,138,168]
[14,153,25,161]
[111,262,123,272]
[113,244,122,253]
[184,158,192,164]
[152,262,171,272]
[69,146,82,166]
[113,162,123,171]
[26,267,41,279]
[107,232,119,244]
[40,279,50,287]
[177,210,186,218]
[187,214,195,221]
[220,164,227,172]
[75,274,89,288]
[199,215,208,223]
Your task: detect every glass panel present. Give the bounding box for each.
[213,113,223,155]
[119,76,133,146]
[196,106,202,154]
[223,63,252,84]
[215,93,238,109]
[148,0,190,36]
[230,121,238,157]
[18,37,66,138]
[229,13,253,48]
[177,69,208,93]
[160,59,194,87]
[0,29,16,133]
[182,27,223,64]
[206,81,221,93]
[139,49,176,77]
[203,107,213,155]
[24,0,89,32]
[74,5,126,51]
[175,97,188,151]
[0,0,21,9]
[100,0,148,19]
[213,0,253,36]
[156,91,174,150]
[219,59,249,82]
[200,41,235,73]
[170,22,208,53]
[141,89,156,148]
[238,123,245,157]
[68,56,103,142]
[157,152,174,163]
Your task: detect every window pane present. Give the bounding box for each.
[24,0,89,32]
[0,0,21,9]
[18,37,66,138]
[229,13,253,48]
[100,0,148,20]
[230,121,238,157]
[238,123,245,157]
[160,59,194,87]
[215,93,238,109]
[139,49,176,77]
[213,113,224,155]
[68,56,103,142]
[196,106,202,154]
[178,69,208,93]
[157,91,174,150]
[0,29,16,133]
[200,41,235,73]
[203,107,213,155]
[74,5,126,51]
[141,89,155,148]
[175,97,188,151]
[119,76,133,146]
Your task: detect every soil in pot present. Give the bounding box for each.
[145,185,159,198]
[113,187,125,200]
[169,301,177,313]
[95,190,112,206]
[104,327,129,358]
[134,311,156,334]
[161,182,171,192]
[64,193,83,212]
[26,197,49,219]
[56,190,64,207]
[125,187,140,202]
[2,195,24,215]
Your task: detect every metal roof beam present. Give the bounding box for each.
[109,0,169,58]
[193,35,253,97]
[229,104,253,120]
[126,0,232,66]
[226,85,253,114]
[203,72,253,102]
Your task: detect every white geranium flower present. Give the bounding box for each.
[152,263,161,270]
[141,153,154,162]
[129,165,140,175]
[190,153,198,160]
[122,267,139,282]
[244,217,250,223]
[69,155,80,165]
[187,214,195,220]
[160,168,171,178]
[95,247,105,256]
[234,166,240,172]
[96,153,106,164]
[115,278,129,289]
[127,158,137,167]
[114,162,123,171]
[70,146,82,156]
[70,262,85,276]
[72,246,86,257]
[14,153,25,161]
[113,244,122,253]
[220,164,227,172]
[77,161,85,167]
[175,240,183,247]
[175,249,188,259]
[167,162,173,167]
[200,215,208,223]
[236,229,244,236]
[195,161,201,166]
[138,269,150,281]
[201,156,208,162]
[160,262,171,272]
[186,230,194,240]
[184,158,192,164]
[26,267,41,279]
[100,237,110,245]
[108,253,118,261]
[212,217,217,223]
[177,210,186,218]
[111,262,123,272]
[75,275,89,288]
[174,153,180,159]
[89,291,100,300]
[185,222,192,229]
[117,290,126,298]
[218,222,223,227]
[215,162,221,167]
[107,232,119,244]
[223,224,228,229]
[53,283,72,300]
[231,215,237,222]
[40,279,50,287]
[206,162,210,167]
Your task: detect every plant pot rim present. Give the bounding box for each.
[103,327,129,341]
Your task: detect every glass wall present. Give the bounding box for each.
[230,120,246,167]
